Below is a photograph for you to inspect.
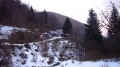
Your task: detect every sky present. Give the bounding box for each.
[21,0,117,23]
[20,0,119,36]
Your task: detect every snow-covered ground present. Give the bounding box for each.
[60,60,120,67]
[0,25,28,40]
[11,37,120,67]
[11,37,78,67]
[0,25,27,35]
[0,25,120,67]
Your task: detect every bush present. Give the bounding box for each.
[19,52,27,59]
[47,56,54,64]
[83,40,106,60]
[59,53,65,61]
[104,33,120,58]
[0,44,14,66]
[8,31,40,44]
[24,43,31,49]
[21,59,26,65]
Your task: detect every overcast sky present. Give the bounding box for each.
[21,0,119,23]
[20,0,119,36]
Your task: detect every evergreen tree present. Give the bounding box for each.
[29,6,34,21]
[42,10,48,24]
[108,3,119,38]
[107,3,120,54]
[30,6,34,18]
[85,9,102,42]
[62,17,72,36]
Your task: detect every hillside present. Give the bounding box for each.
[27,11,85,42]
[0,0,85,43]
[47,12,85,42]
[0,25,119,67]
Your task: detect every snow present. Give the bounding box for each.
[0,35,8,39]
[0,25,120,67]
[0,25,29,41]
[56,60,120,67]
[48,37,62,41]
[0,25,27,35]
[11,37,120,67]
[0,26,13,35]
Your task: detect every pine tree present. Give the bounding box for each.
[108,3,119,38]
[62,17,72,36]
[42,10,48,24]
[30,6,34,18]
[85,9,102,42]
[29,6,34,21]
[107,3,120,54]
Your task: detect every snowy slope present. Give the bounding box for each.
[0,25,120,67]
[0,25,28,40]
[11,37,120,67]
[11,37,80,67]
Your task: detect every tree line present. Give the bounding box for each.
[83,3,120,60]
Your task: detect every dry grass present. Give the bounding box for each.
[0,44,14,67]
[8,31,40,44]
[47,56,54,64]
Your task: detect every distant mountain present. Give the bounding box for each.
[47,12,85,42]
[33,11,85,42]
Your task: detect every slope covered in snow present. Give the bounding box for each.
[0,25,120,67]
[11,36,120,67]
[11,36,80,67]
[12,37,120,67]
[0,25,28,40]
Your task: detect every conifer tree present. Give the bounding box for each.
[62,17,72,36]
[108,3,119,38]
[42,10,48,24]
[85,9,102,42]
[29,6,34,21]
[107,3,120,54]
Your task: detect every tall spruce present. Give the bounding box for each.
[28,6,34,21]
[62,17,72,36]
[85,9,102,42]
[108,3,119,38]
[42,10,48,24]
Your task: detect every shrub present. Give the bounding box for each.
[59,53,65,61]
[47,56,54,64]
[0,44,14,66]
[104,33,120,58]
[21,59,26,65]
[8,31,40,44]
[19,52,27,59]
[41,42,49,57]
[24,43,31,49]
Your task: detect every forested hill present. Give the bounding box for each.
[0,0,85,42]
[0,0,120,67]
